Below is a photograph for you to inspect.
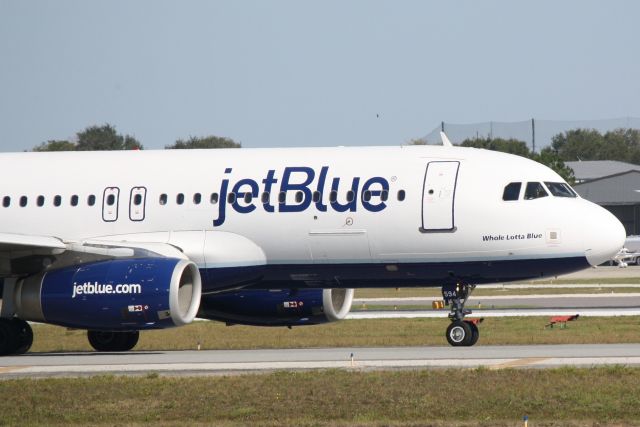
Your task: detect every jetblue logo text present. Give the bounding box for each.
[213,166,390,226]
[71,282,142,298]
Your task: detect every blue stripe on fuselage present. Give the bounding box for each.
[198,256,590,293]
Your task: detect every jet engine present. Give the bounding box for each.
[14,257,201,330]
[198,288,354,326]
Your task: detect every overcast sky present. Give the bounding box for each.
[1,1,639,151]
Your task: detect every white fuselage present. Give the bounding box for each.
[0,145,625,291]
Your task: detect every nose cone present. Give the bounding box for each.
[584,203,626,266]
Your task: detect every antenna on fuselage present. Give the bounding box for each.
[440,131,453,147]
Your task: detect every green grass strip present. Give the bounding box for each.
[1,368,639,426]
[30,316,640,353]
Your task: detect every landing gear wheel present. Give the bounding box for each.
[11,319,33,354]
[0,319,17,356]
[446,320,473,346]
[88,330,139,352]
[467,321,479,347]
[124,331,140,350]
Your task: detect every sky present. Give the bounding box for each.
[1,0,639,151]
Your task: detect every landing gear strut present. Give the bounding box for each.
[442,283,478,347]
[0,318,33,356]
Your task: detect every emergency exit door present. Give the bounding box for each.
[421,161,459,232]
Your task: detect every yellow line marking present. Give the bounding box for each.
[0,366,29,374]
[490,358,550,370]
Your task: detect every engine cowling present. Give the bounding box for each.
[15,258,201,330]
[198,288,354,326]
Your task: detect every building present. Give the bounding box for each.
[566,160,640,183]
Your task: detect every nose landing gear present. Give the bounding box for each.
[442,283,479,346]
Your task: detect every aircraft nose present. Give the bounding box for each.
[584,202,626,266]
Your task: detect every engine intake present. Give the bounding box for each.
[198,288,354,327]
[15,258,201,330]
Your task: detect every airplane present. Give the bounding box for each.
[0,132,625,355]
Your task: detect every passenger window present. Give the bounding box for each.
[54,195,62,207]
[133,194,143,206]
[176,193,185,205]
[106,194,115,206]
[210,193,219,204]
[227,193,236,204]
[295,191,304,203]
[87,195,96,206]
[37,195,45,207]
[159,194,168,205]
[244,193,252,203]
[261,192,270,203]
[346,190,355,202]
[19,196,27,207]
[544,182,577,198]
[312,191,321,203]
[397,190,406,201]
[502,182,521,201]
[2,196,9,208]
[362,190,372,202]
[278,192,286,204]
[524,182,548,200]
[71,195,79,206]
[381,190,389,202]
[329,191,337,203]
[193,193,201,204]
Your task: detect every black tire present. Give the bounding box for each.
[88,330,139,352]
[467,321,480,346]
[11,318,33,354]
[0,319,17,356]
[124,331,140,350]
[446,320,473,346]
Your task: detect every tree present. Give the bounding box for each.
[166,135,241,149]
[460,137,530,157]
[32,124,142,151]
[532,148,575,183]
[549,128,640,163]
[32,140,77,152]
[76,124,142,151]
[407,138,428,145]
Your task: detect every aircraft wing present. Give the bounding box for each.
[0,232,66,256]
[0,232,189,277]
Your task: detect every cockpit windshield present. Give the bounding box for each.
[544,182,577,198]
[524,182,548,200]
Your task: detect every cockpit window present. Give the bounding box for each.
[524,182,548,200]
[502,182,521,201]
[544,182,577,198]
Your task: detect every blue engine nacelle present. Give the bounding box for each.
[15,258,201,330]
[198,288,354,326]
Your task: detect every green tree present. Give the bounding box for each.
[461,137,530,157]
[532,148,575,183]
[550,129,605,161]
[548,128,640,163]
[32,124,142,151]
[166,135,241,149]
[407,138,428,145]
[76,124,142,151]
[32,140,77,152]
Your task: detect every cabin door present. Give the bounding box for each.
[421,161,459,232]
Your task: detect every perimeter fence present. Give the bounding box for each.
[420,117,640,152]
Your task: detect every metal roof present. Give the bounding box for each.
[566,160,640,182]
[574,170,640,205]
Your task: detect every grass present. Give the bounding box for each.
[1,367,640,426]
[28,316,640,353]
